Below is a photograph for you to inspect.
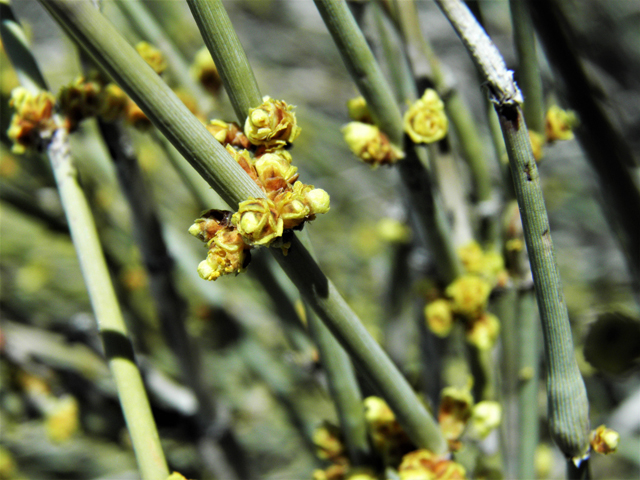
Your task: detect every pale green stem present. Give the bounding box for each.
[185,0,262,124]
[510,0,544,133]
[435,0,590,462]
[315,0,463,283]
[48,128,169,480]
[38,0,447,454]
[517,288,540,480]
[113,0,211,112]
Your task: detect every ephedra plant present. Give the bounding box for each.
[1,0,638,479]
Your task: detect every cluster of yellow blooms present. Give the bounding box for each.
[341,89,448,168]
[311,394,501,480]
[190,96,330,281]
[528,105,578,162]
[424,242,507,350]
[6,87,57,154]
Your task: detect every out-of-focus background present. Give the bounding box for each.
[1,1,639,479]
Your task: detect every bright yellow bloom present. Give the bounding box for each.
[590,425,620,454]
[399,449,467,480]
[312,422,346,462]
[347,96,372,123]
[7,87,56,153]
[244,96,301,149]
[470,401,501,438]
[438,386,473,446]
[190,46,222,95]
[424,299,454,337]
[403,89,448,144]
[545,105,577,142]
[45,395,80,443]
[446,275,492,319]
[135,41,167,75]
[197,228,250,281]
[232,198,283,246]
[465,312,500,350]
[342,122,404,167]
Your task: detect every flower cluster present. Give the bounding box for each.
[364,396,414,465]
[398,449,466,480]
[342,96,404,168]
[6,87,57,153]
[424,242,506,350]
[403,89,448,144]
[192,97,330,280]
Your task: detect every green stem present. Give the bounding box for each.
[510,0,544,133]
[315,0,463,283]
[47,128,169,480]
[517,287,540,480]
[113,0,212,111]
[0,2,48,93]
[528,0,640,304]
[435,0,590,460]
[185,0,262,124]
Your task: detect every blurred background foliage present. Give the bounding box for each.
[1,1,639,479]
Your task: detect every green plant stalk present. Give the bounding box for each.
[47,128,169,480]
[517,288,540,480]
[315,0,463,283]
[113,0,211,112]
[509,0,544,134]
[0,2,48,93]
[185,0,261,124]
[41,0,446,454]
[435,0,590,462]
[528,0,640,304]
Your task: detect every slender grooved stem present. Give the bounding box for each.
[435,0,590,461]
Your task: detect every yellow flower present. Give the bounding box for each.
[135,41,167,75]
[590,425,620,454]
[58,76,102,130]
[124,98,152,130]
[438,387,473,447]
[347,95,372,123]
[190,46,222,95]
[197,228,250,281]
[545,105,577,143]
[189,209,233,243]
[403,89,448,144]
[45,395,80,443]
[399,449,467,480]
[254,151,299,193]
[377,218,411,244]
[465,312,500,350]
[424,299,454,337]
[273,190,310,230]
[342,122,404,167]
[528,130,545,162]
[457,241,485,274]
[232,198,283,246]
[312,421,346,462]
[7,87,56,153]
[244,96,301,149]
[206,119,250,148]
[446,275,492,319]
[98,83,129,122]
[305,187,331,215]
[470,401,501,438]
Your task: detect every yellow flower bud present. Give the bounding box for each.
[465,312,500,351]
[58,76,102,130]
[457,241,485,275]
[424,299,454,337]
[273,190,310,230]
[189,209,233,243]
[528,130,545,162]
[98,83,128,122]
[342,122,404,167]
[312,421,346,462]
[207,119,250,149]
[446,274,492,319]
[347,95,372,123]
[470,401,501,438]
[190,46,222,95]
[545,105,577,143]
[438,386,473,446]
[45,395,80,443]
[590,425,620,454]
[254,151,299,192]
[135,41,167,75]
[305,188,331,215]
[399,449,467,480]
[377,218,411,244]
[403,89,448,144]
[244,96,301,149]
[197,228,251,281]
[232,198,283,246]
[7,87,56,153]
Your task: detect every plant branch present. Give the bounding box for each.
[435,0,590,461]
